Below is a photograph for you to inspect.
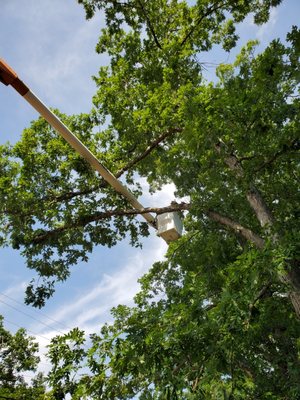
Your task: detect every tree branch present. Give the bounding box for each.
[254,138,300,173]
[248,282,273,321]
[215,140,274,228]
[246,186,274,227]
[31,202,190,244]
[44,127,181,204]
[136,0,162,49]
[116,127,182,176]
[180,1,226,47]
[207,210,265,249]
[31,203,265,252]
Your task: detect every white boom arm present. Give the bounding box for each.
[0,58,156,229]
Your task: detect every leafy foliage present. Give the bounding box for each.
[0,316,46,399]
[0,0,289,307]
[1,0,300,398]
[0,112,149,307]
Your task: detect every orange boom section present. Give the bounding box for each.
[0,58,29,95]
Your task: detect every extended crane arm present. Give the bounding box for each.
[0,58,157,229]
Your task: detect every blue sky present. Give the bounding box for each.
[0,0,299,375]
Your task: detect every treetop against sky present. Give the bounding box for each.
[0,0,299,398]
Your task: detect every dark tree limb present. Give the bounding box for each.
[254,138,300,173]
[31,202,190,244]
[136,0,162,49]
[180,1,226,47]
[116,127,182,176]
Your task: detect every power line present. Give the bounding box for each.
[0,291,72,331]
[0,292,93,350]
[3,317,51,342]
[0,298,66,336]
[2,318,89,375]
[0,292,92,340]
[1,313,88,360]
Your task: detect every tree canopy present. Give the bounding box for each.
[0,317,45,400]
[0,0,300,398]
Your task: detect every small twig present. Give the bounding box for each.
[116,127,182,176]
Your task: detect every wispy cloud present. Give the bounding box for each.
[45,238,166,330]
[28,236,167,376]
[255,8,279,41]
[1,0,106,115]
[1,281,27,299]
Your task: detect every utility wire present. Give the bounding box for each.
[0,291,72,331]
[0,298,66,336]
[0,292,93,340]
[1,310,89,361]
[0,292,93,356]
[3,317,51,342]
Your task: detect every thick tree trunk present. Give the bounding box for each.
[246,186,274,227]
[245,184,300,317]
[289,292,300,318]
[215,142,300,317]
[279,263,300,318]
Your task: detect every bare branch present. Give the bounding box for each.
[214,141,243,177]
[246,186,274,227]
[215,140,274,229]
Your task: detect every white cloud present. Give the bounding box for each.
[46,237,166,329]
[139,178,189,206]
[256,8,279,40]
[143,181,176,206]
[28,235,167,377]
[1,0,106,115]
[1,281,27,299]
